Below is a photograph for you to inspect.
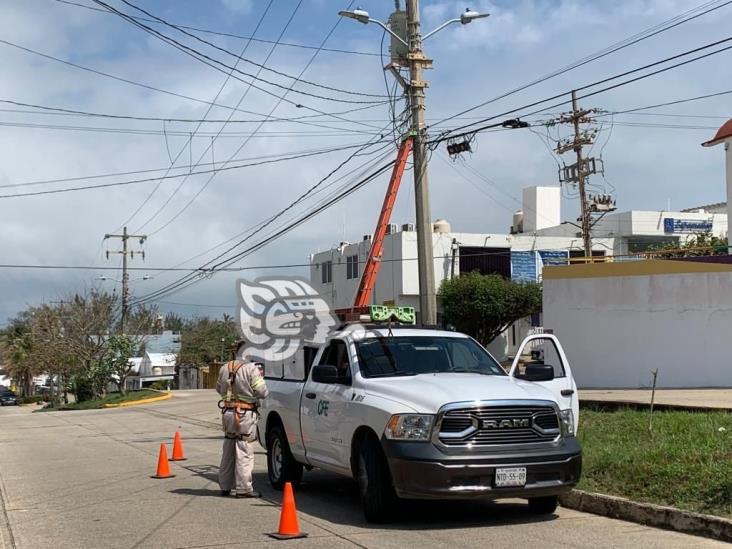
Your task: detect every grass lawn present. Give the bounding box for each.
[36,389,161,411]
[578,408,732,518]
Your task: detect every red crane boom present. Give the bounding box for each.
[336,136,413,321]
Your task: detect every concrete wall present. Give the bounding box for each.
[543,261,732,388]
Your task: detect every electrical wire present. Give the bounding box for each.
[435,35,732,142]
[0,39,392,127]
[144,0,373,236]
[0,142,373,189]
[0,144,370,199]
[0,120,382,138]
[0,98,389,134]
[131,156,397,305]
[91,0,385,107]
[116,0,387,99]
[429,0,732,130]
[52,0,380,57]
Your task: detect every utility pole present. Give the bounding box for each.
[552,91,609,260]
[572,91,592,259]
[104,227,147,333]
[406,0,437,325]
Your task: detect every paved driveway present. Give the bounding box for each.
[0,391,726,549]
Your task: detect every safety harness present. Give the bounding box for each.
[218,360,257,435]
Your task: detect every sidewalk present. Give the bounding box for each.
[580,389,732,411]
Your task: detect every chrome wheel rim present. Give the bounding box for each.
[271,437,283,480]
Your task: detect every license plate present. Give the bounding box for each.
[495,467,526,487]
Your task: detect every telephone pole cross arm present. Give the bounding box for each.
[104,227,147,333]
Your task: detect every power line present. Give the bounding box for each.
[90,0,385,107]
[132,140,396,305]
[52,0,380,57]
[144,0,369,236]
[0,250,520,273]
[0,98,388,134]
[0,144,370,198]
[131,159,397,305]
[429,0,732,130]
[129,0,303,233]
[0,38,391,126]
[435,35,732,142]
[0,120,381,138]
[116,0,387,99]
[0,142,372,189]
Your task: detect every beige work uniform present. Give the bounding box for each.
[216,360,268,495]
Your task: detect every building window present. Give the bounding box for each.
[346,254,359,280]
[321,260,332,284]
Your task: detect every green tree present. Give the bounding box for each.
[178,315,239,366]
[439,272,542,345]
[163,312,184,332]
[105,335,135,394]
[650,232,728,258]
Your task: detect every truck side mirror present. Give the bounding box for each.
[522,363,555,382]
[312,364,339,384]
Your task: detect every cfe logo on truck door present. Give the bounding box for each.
[236,277,338,362]
[317,400,330,416]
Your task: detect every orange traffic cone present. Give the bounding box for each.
[170,431,186,461]
[268,482,307,540]
[151,443,175,479]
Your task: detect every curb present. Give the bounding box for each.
[559,489,732,543]
[103,391,172,409]
[580,399,732,413]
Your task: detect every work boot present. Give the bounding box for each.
[235,491,261,499]
[220,490,231,497]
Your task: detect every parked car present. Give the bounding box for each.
[258,320,581,522]
[0,389,18,406]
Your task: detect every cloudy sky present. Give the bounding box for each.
[1,0,730,324]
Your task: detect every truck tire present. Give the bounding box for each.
[267,424,303,490]
[356,437,397,523]
[528,495,558,514]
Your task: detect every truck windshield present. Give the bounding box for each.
[355,336,506,378]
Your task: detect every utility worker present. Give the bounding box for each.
[216,340,268,498]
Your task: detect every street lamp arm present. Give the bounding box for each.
[422,18,461,41]
[369,18,409,47]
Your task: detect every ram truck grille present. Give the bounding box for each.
[438,405,560,447]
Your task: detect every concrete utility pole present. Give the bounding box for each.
[104,227,147,333]
[406,0,437,325]
[571,91,592,259]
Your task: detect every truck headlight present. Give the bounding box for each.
[559,409,575,436]
[384,414,434,441]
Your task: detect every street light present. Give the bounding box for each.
[338,3,489,326]
[96,275,153,282]
[339,6,489,43]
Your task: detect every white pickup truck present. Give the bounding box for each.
[258,324,581,522]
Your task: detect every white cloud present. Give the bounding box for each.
[220,0,253,15]
[0,0,730,321]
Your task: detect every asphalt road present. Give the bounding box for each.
[0,391,726,549]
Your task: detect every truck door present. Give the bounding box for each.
[509,334,579,434]
[300,339,353,472]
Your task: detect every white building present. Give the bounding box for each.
[309,185,727,359]
[125,352,176,390]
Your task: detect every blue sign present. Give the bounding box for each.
[511,251,537,283]
[538,250,569,267]
[663,218,712,234]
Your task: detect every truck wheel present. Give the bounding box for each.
[528,495,558,514]
[267,424,303,490]
[356,438,396,523]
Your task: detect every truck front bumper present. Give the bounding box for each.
[382,437,582,500]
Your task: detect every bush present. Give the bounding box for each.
[149,380,171,391]
[20,395,43,404]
